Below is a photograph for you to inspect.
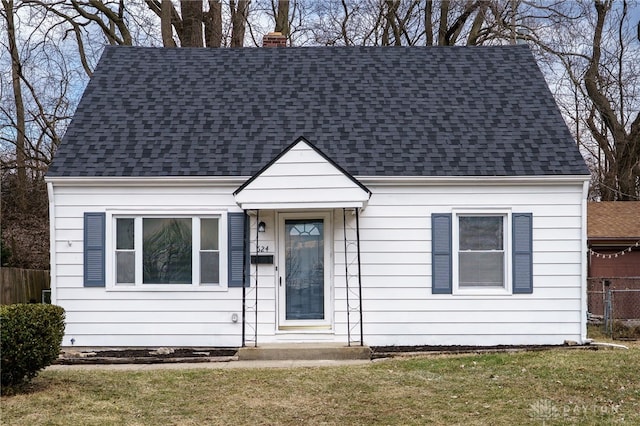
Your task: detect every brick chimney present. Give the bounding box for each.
[263,32,287,48]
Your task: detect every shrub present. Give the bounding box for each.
[1,304,65,388]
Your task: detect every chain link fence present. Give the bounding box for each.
[587,278,640,340]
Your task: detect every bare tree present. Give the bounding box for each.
[1,0,27,210]
[307,0,512,47]
[1,1,76,268]
[583,0,639,200]
[517,0,640,200]
[145,0,249,47]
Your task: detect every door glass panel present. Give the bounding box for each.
[285,219,324,320]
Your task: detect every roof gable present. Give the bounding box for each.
[48,45,589,178]
[234,137,371,209]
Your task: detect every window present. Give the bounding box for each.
[200,219,220,284]
[114,216,221,286]
[115,218,135,284]
[431,211,533,295]
[458,216,505,288]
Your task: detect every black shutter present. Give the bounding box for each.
[431,213,452,294]
[228,212,249,287]
[512,213,533,294]
[84,212,105,287]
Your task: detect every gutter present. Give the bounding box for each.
[44,175,593,189]
[45,176,248,187]
[358,175,591,186]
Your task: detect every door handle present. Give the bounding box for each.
[279,276,282,287]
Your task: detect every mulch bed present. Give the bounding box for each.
[94,348,237,358]
[56,344,598,364]
[372,344,559,353]
[56,348,238,365]
[370,344,597,359]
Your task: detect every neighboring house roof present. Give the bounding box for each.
[47,45,588,178]
[588,202,640,240]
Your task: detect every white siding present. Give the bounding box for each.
[234,141,369,209]
[335,182,585,346]
[50,179,586,347]
[51,184,246,347]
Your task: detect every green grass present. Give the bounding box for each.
[2,341,639,425]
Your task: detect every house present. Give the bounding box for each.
[46,42,590,348]
[587,201,640,320]
[587,201,640,278]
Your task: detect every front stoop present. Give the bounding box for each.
[237,343,371,361]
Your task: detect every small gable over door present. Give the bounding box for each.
[234,137,371,210]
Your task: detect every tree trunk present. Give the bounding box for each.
[204,0,222,47]
[467,2,488,45]
[3,0,27,211]
[161,0,177,47]
[425,0,433,45]
[180,0,203,47]
[437,1,449,45]
[230,0,249,47]
[274,0,289,37]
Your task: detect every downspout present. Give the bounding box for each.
[47,182,56,305]
[580,180,589,343]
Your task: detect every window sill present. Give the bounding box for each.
[453,287,512,296]
[106,285,230,292]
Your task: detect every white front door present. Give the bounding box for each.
[277,212,332,330]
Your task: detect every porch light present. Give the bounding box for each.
[258,221,266,232]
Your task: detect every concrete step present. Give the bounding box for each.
[237,343,371,361]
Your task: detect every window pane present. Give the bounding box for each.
[459,252,504,287]
[116,251,135,284]
[116,218,134,250]
[200,252,220,284]
[201,219,219,250]
[459,216,503,250]
[143,218,192,284]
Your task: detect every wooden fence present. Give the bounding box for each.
[0,268,50,305]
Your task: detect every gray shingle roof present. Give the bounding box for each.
[47,45,589,177]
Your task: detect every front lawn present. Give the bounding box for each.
[2,340,638,425]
